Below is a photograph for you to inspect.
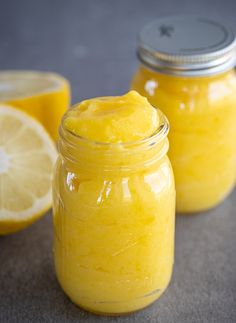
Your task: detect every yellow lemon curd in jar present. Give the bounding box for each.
[131,68,236,212]
[53,91,175,314]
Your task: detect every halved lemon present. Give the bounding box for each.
[0,104,57,235]
[0,71,70,140]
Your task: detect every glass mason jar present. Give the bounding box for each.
[131,16,236,213]
[53,108,175,315]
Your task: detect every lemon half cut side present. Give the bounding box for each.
[0,70,70,140]
[0,104,57,235]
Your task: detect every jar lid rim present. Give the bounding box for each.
[137,16,236,76]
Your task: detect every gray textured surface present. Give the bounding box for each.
[0,0,236,322]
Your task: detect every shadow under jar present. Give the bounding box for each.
[52,108,175,315]
[131,16,236,213]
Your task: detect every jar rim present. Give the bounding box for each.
[59,106,169,150]
[58,106,169,172]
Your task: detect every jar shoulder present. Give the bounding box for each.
[131,66,236,102]
[53,156,175,207]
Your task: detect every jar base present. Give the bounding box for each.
[66,288,166,316]
[176,182,236,214]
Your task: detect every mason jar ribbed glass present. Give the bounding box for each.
[52,108,175,315]
[131,16,236,212]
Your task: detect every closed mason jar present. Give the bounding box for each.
[131,16,236,213]
[52,107,175,315]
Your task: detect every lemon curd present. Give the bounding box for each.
[131,16,236,212]
[53,91,175,315]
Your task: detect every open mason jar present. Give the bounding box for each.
[131,16,236,212]
[53,106,175,315]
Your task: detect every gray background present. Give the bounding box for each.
[0,0,236,322]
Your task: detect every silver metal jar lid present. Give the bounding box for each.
[137,16,236,76]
